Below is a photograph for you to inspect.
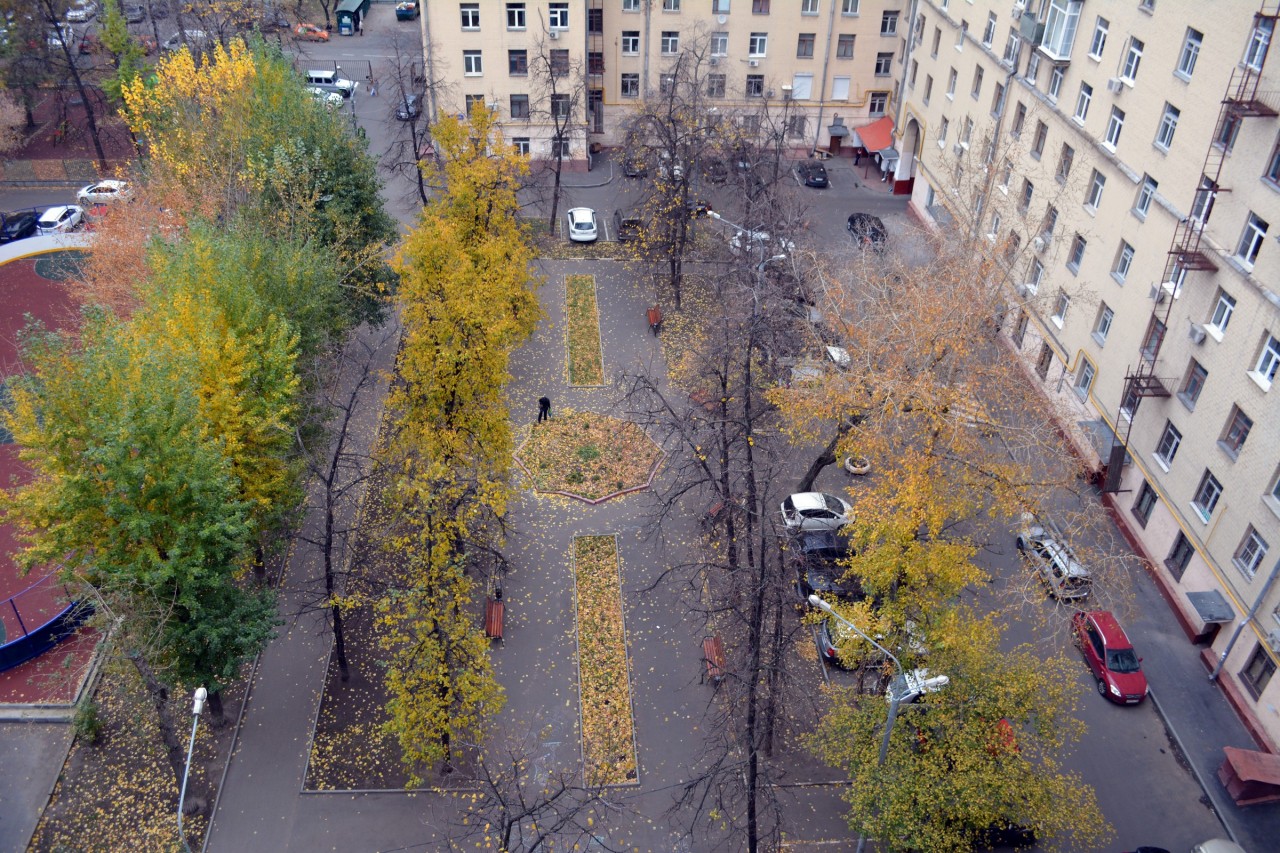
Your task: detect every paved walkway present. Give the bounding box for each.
[0,159,102,187]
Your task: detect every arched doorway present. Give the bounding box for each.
[893,116,922,196]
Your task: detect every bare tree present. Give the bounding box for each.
[33,0,109,169]
[527,25,586,235]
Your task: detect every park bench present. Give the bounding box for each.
[702,635,726,685]
[484,586,505,645]
[647,305,664,335]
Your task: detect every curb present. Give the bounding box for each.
[1148,688,1239,845]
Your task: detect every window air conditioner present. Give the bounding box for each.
[1188,323,1207,345]
[1268,629,1280,653]
[548,29,560,40]
[1149,284,1167,304]
[709,57,719,66]
[952,142,964,156]
[1106,77,1124,93]
[1032,235,1046,253]
[748,58,760,67]
[1016,283,1031,298]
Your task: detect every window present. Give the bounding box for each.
[991,82,1006,116]
[1241,645,1276,698]
[1027,258,1045,294]
[837,34,855,58]
[1167,532,1194,579]
[506,2,526,29]
[663,0,681,10]
[787,115,807,138]
[620,74,639,98]
[1177,28,1202,79]
[464,94,486,113]
[746,75,764,97]
[1088,16,1108,59]
[924,74,933,104]
[711,32,728,55]
[508,50,528,75]
[1121,38,1143,81]
[1042,206,1059,238]
[1192,471,1223,521]
[1217,114,1242,152]
[1237,213,1268,267]
[1027,52,1041,84]
[938,117,949,145]
[659,74,675,95]
[1085,169,1106,210]
[1003,30,1022,66]
[1073,83,1092,123]
[869,92,888,115]
[1135,176,1157,218]
[1155,104,1180,150]
[1221,406,1253,457]
[1180,360,1208,409]
[548,1,568,28]
[706,74,725,98]
[550,94,570,118]
[463,50,483,75]
[971,66,984,98]
[875,52,893,75]
[931,26,941,58]
[1105,107,1125,148]
[1057,144,1074,181]
[550,50,569,76]
[1245,17,1273,71]
[1209,291,1236,334]
[1153,421,1182,467]
[752,0,769,12]
[1093,304,1114,345]
[1032,121,1047,158]
[1252,334,1280,386]
[1114,242,1134,282]
[1132,482,1158,526]
[1011,102,1026,137]
[1041,0,1082,60]
[1075,359,1095,398]
[997,158,1011,188]
[461,3,480,29]
[843,0,860,15]
[661,31,679,54]
[1035,342,1053,380]
[713,0,729,11]
[1067,234,1086,272]
[622,0,639,9]
[622,31,639,54]
[947,68,957,97]
[1013,309,1029,346]
[510,93,530,118]
[749,33,767,56]
[1052,290,1070,325]
[961,116,973,147]
[881,11,898,36]
[1020,179,1034,212]
[1141,317,1165,364]
[512,137,530,156]
[1048,66,1064,101]
[956,20,967,49]
[802,0,818,13]
[983,12,996,47]
[551,135,571,158]
[797,33,815,58]
[910,59,919,88]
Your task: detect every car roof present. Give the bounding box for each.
[568,207,594,218]
[1082,610,1132,646]
[1043,539,1089,578]
[39,205,71,217]
[789,492,837,511]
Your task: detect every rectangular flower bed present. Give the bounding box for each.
[565,274,604,386]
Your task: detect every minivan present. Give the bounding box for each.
[305,70,357,98]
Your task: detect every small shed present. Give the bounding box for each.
[1217,746,1280,806]
[335,0,370,35]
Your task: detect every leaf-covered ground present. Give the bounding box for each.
[513,410,662,502]
[572,535,637,786]
[565,274,604,385]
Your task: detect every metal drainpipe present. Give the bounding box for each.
[891,0,920,179]
[1210,557,1280,681]
[809,0,839,156]
[421,1,436,120]
[641,0,651,93]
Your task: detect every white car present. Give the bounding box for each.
[780,492,853,534]
[66,2,98,21]
[566,207,598,242]
[76,179,131,205]
[307,87,345,109]
[728,228,795,256]
[162,29,208,51]
[47,23,74,48]
[36,205,85,235]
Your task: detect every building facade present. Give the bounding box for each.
[900,0,1280,749]
[421,0,906,166]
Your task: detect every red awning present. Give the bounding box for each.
[856,116,895,152]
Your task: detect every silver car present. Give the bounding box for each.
[1015,513,1091,600]
[781,492,853,534]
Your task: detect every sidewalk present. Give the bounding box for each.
[0,159,103,187]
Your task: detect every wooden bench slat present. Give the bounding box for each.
[702,635,725,685]
[484,598,505,643]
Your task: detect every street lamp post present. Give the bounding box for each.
[178,686,207,852]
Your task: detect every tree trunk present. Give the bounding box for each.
[795,432,839,494]
[206,689,226,727]
[128,651,188,794]
[55,43,108,171]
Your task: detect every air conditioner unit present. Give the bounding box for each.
[952,142,964,156]
[1106,77,1124,93]
[748,58,760,67]
[548,29,560,40]
[1032,235,1047,253]
[709,57,719,66]
[1016,283,1031,298]
[1149,284,1167,304]
[1012,9,1023,21]
[1268,629,1280,653]
[1188,323,1207,345]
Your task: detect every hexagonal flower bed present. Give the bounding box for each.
[513,410,662,503]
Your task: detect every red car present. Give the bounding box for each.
[1071,610,1149,705]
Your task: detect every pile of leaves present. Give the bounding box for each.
[572,535,637,786]
[565,274,604,385]
[514,410,661,501]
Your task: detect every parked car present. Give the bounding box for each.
[566,207,598,242]
[686,198,713,218]
[150,0,169,18]
[702,158,729,184]
[47,23,75,49]
[395,94,422,121]
[780,492,852,534]
[1191,842,1247,853]
[622,154,648,178]
[122,3,145,23]
[613,210,642,243]
[0,210,41,243]
[76,179,131,205]
[1071,609,1149,704]
[729,228,795,256]
[66,2,98,22]
[817,614,924,669]
[847,212,888,251]
[79,31,101,54]
[795,160,829,188]
[790,531,858,600]
[308,87,345,109]
[162,29,208,51]
[36,205,85,235]
[293,22,328,41]
[1015,513,1091,601]
[886,668,949,704]
[395,1,420,20]
[261,5,291,28]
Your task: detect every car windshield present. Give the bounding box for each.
[823,494,844,513]
[1107,648,1141,673]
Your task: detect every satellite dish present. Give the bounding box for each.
[718,14,727,24]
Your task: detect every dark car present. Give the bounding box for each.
[791,532,861,602]
[702,158,729,184]
[395,94,422,121]
[795,160,829,188]
[846,212,888,250]
[150,0,168,18]
[122,3,145,22]
[613,209,642,243]
[0,210,40,243]
[622,154,648,178]
[1072,609,1149,704]
[686,198,713,218]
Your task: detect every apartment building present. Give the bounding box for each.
[421,0,906,166]
[901,0,1280,749]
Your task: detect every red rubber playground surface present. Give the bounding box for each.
[0,254,96,706]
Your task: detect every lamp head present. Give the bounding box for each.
[192,686,208,716]
[808,594,833,613]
